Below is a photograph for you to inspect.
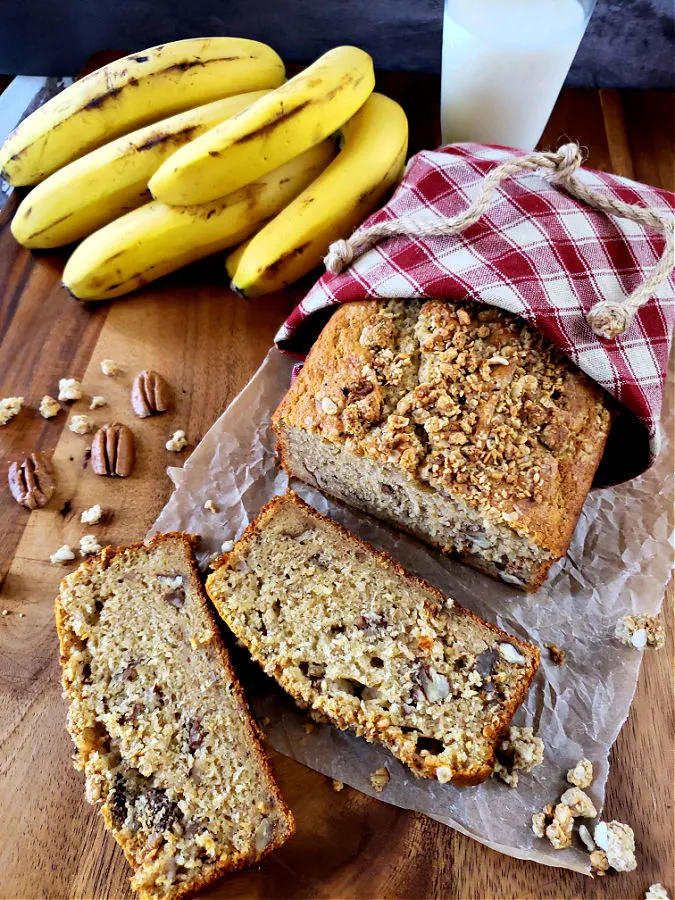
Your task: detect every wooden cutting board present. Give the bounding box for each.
[0,77,672,899]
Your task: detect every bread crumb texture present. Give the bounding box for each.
[274,299,611,590]
[207,492,539,786]
[56,534,294,899]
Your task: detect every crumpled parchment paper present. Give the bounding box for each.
[151,347,674,874]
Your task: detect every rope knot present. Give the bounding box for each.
[547,142,584,183]
[586,301,633,339]
[324,239,354,275]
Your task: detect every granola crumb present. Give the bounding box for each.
[80,504,103,525]
[645,885,670,899]
[532,806,552,838]
[39,395,61,419]
[494,725,544,786]
[50,545,76,565]
[370,767,390,792]
[0,396,24,425]
[69,414,94,435]
[545,642,566,665]
[436,766,453,784]
[166,430,188,452]
[545,803,574,850]
[204,499,218,513]
[303,722,315,734]
[18,612,25,618]
[560,787,597,818]
[1,609,8,617]
[58,378,83,402]
[260,717,271,727]
[89,395,107,410]
[567,758,593,788]
[615,614,665,650]
[100,359,119,376]
[332,779,345,792]
[79,534,102,556]
[594,820,637,872]
[590,849,609,876]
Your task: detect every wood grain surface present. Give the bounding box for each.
[0,76,672,900]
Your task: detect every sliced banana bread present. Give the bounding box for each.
[272,298,612,591]
[206,492,539,786]
[56,533,294,900]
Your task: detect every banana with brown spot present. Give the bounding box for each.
[149,46,374,206]
[62,140,336,301]
[0,38,285,185]
[11,91,271,248]
[226,93,408,297]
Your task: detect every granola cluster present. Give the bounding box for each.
[615,614,665,650]
[493,725,544,787]
[317,299,608,523]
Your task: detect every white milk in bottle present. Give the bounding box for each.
[441,0,592,150]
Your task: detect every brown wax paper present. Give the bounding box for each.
[151,348,674,873]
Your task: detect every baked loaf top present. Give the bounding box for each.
[273,299,611,559]
[207,492,540,786]
[56,533,294,900]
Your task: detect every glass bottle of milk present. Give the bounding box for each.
[441,0,596,150]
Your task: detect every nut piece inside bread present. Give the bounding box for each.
[272,299,612,591]
[56,533,294,900]
[206,492,539,786]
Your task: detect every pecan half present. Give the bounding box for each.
[91,424,135,477]
[131,370,170,418]
[8,452,55,509]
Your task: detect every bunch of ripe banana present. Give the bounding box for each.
[1,37,408,300]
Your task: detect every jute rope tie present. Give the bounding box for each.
[324,143,675,340]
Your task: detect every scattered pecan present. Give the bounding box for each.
[91,424,135,477]
[8,452,55,509]
[131,370,171,418]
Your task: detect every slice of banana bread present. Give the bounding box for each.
[56,533,294,900]
[206,492,539,786]
[272,298,612,591]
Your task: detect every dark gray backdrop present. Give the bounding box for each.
[1,0,673,88]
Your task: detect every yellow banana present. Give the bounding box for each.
[11,91,270,249]
[62,140,336,302]
[149,45,374,206]
[0,38,285,186]
[226,93,408,297]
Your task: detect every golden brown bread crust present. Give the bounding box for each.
[208,491,540,786]
[55,531,294,900]
[272,299,612,588]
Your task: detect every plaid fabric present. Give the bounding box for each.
[275,143,675,483]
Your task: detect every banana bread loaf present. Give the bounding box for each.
[56,533,294,900]
[206,492,539,786]
[272,299,611,591]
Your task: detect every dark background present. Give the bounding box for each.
[0,0,673,87]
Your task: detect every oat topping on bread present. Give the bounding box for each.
[206,492,539,786]
[273,299,612,590]
[56,533,294,899]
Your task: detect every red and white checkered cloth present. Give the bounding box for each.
[275,143,675,483]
